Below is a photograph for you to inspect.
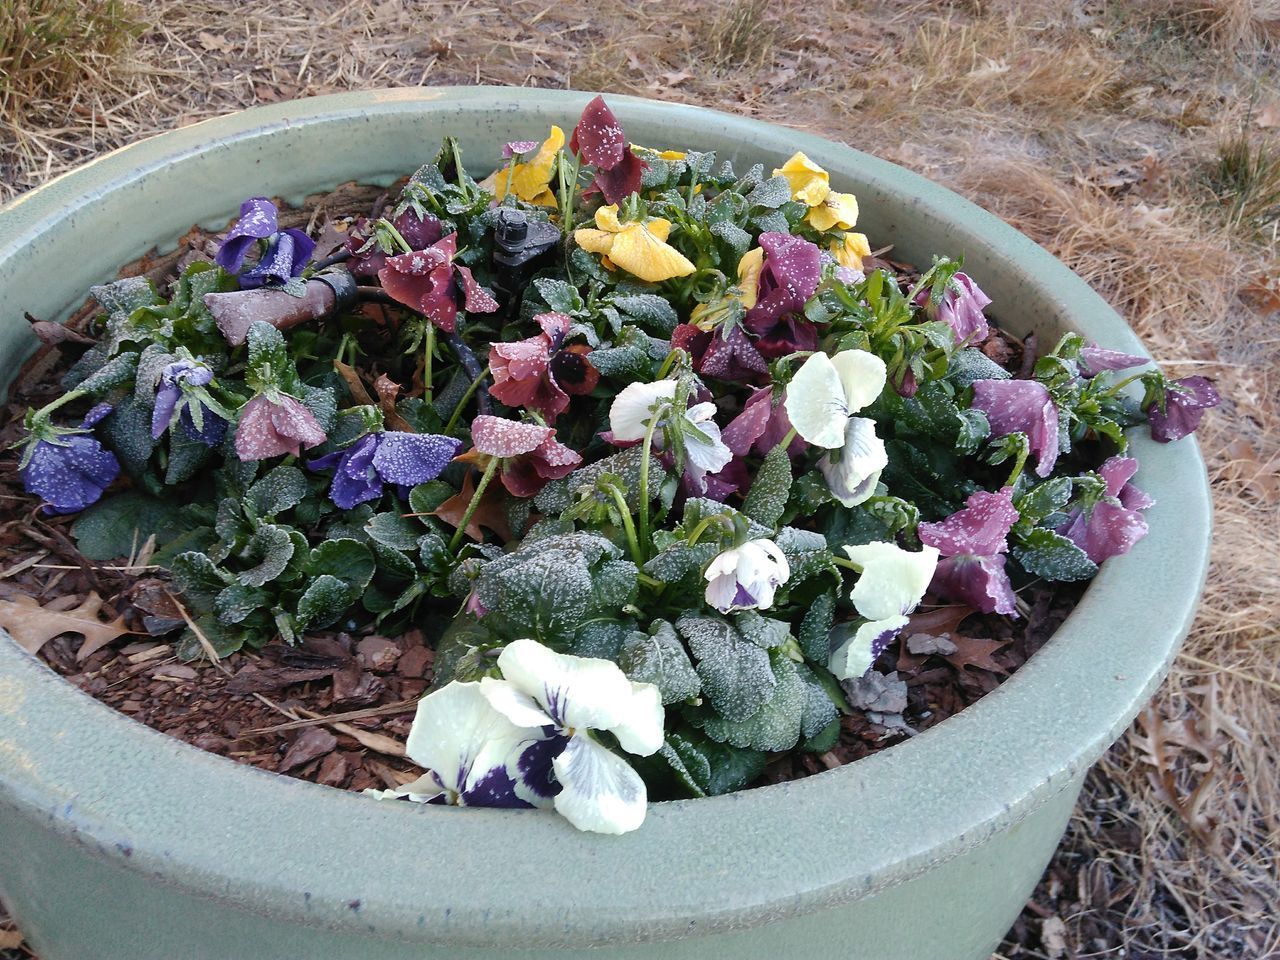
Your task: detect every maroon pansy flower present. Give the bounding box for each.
[571,95,646,205]
[742,232,823,359]
[1147,376,1219,443]
[234,394,327,461]
[488,312,599,422]
[1058,457,1154,564]
[914,272,991,344]
[721,386,803,459]
[346,209,443,278]
[469,415,583,498]
[918,487,1020,616]
[671,322,767,384]
[971,379,1060,478]
[379,233,500,333]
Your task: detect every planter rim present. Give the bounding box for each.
[0,88,1212,949]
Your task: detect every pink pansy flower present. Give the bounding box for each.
[918,487,1020,616]
[1057,457,1154,564]
[379,233,499,333]
[914,272,991,344]
[571,95,646,205]
[488,312,599,422]
[1147,376,1220,443]
[234,394,327,461]
[721,386,802,458]
[1078,344,1146,377]
[470,415,583,498]
[971,379,1060,478]
[742,232,823,358]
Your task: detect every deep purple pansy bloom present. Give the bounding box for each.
[1147,376,1220,443]
[345,209,444,278]
[19,403,120,515]
[914,272,991,344]
[1058,457,1154,564]
[722,385,803,458]
[742,232,823,358]
[234,394,327,461]
[671,322,768,384]
[308,430,463,509]
[1079,344,1146,377]
[151,360,226,447]
[215,197,315,289]
[971,379,1061,478]
[918,487,1020,616]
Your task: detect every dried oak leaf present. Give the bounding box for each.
[0,592,130,660]
[430,470,511,542]
[941,636,1010,674]
[372,374,416,433]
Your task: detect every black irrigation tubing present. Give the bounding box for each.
[314,249,353,270]
[445,332,492,416]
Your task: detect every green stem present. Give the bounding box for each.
[1005,445,1029,488]
[449,457,501,553]
[31,388,86,424]
[381,219,415,254]
[1099,372,1148,398]
[603,482,643,568]
[444,365,491,435]
[775,426,798,452]
[686,512,735,547]
[423,323,435,406]
[636,413,662,558]
[832,556,864,572]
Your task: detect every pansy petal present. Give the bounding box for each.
[1080,344,1146,376]
[470,415,553,457]
[496,638,637,733]
[363,770,447,804]
[830,232,871,273]
[372,432,463,485]
[607,223,695,283]
[784,352,848,448]
[609,380,677,441]
[818,417,888,506]
[552,732,649,834]
[479,677,557,728]
[806,190,859,232]
[831,349,887,413]
[773,152,830,207]
[918,486,1019,558]
[829,615,908,681]
[571,95,627,169]
[844,541,940,621]
[931,555,1019,616]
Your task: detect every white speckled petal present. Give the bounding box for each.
[829,615,909,681]
[830,349,887,414]
[609,380,677,441]
[819,417,888,507]
[478,677,556,728]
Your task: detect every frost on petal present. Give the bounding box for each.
[609,380,677,441]
[918,487,1018,558]
[1099,456,1155,510]
[784,352,849,448]
[931,554,1018,616]
[971,379,1060,477]
[1080,344,1146,376]
[831,349,887,414]
[703,539,790,614]
[570,95,627,169]
[502,139,541,158]
[844,541,940,621]
[680,407,733,480]
[456,265,500,314]
[818,417,887,506]
[19,435,120,515]
[313,432,382,509]
[470,415,553,457]
[216,196,278,272]
[372,432,462,485]
[743,233,822,350]
[1148,376,1220,443]
[829,615,908,681]
[921,273,991,344]
[1060,500,1150,565]
[552,732,648,834]
[592,151,647,206]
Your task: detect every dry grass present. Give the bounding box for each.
[1,1,1278,957]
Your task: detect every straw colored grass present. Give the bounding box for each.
[0,2,1277,957]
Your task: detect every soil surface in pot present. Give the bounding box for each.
[0,182,1084,798]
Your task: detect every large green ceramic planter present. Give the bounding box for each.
[0,89,1211,960]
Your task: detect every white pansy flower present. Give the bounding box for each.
[783,349,887,449]
[681,401,734,479]
[818,416,888,507]
[609,379,677,441]
[703,538,791,613]
[843,541,940,621]
[609,380,731,491]
[828,615,908,681]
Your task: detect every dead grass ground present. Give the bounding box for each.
[1,0,1278,956]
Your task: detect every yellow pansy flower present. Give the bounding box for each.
[573,205,696,283]
[635,145,687,161]
[831,232,872,272]
[482,125,565,207]
[808,191,859,232]
[690,247,764,328]
[773,152,831,207]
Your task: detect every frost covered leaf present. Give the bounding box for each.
[613,294,679,335]
[747,175,792,209]
[214,582,270,624]
[0,592,130,659]
[534,277,585,315]
[99,395,156,476]
[76,351,139,395]
[170,551,231,607]
[307,539,375,593]
[642,540,719,584]
[946,348,1011,388]
[620,622,701,705]
[91,276,161,316]
[247,465,308,518]
[695,652,806,751]
[237,524,296,587]
[733,610,790,649]
[71,492,191,561]
[774,526,835,585]
[365,512,422,552]
[175,617,244,661]
[536,447,650,514]
[591,559,639,612]
[1013,528,1098,581]
[297,574,357,630]
[798,590,836,663]
[797,663,840,740]
[742,444,791,528]
[659,731,767,798]
[1015,477,1073,526]
[677,615,775,723]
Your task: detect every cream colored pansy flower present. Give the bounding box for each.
[772,151,860,233]
[573,205,696,283]
[482,125,565,207]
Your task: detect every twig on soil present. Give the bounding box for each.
[166,591,233,676]
[239,698,418,737]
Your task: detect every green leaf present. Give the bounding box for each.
[677,615,775,723]
[164,426,212,485]
[774,526,835,585]
[659,730,767,797]
[409,480,454,517]
[169,551,232,608]
[612,294,679,335]
[214,582,271,625]
[733,611,790,650]
[91,276,161,316]
[955,408,990,455]
[308,539,375,592]
[247,465,308,518]
[244,322,294,393]
[175,617,245,661]
[746,175,791,209]
[1016,477,1074,525]
[1012,528,1098,581]
[695,652,806,751]
[297,574,357,630]
[947,348,1011,388]
[365,511,422,551]
[796,663,840,740]
[620,622,701,705]
[742,444,791,528]
[533,277,585,314]
[237,524,296,587]
[71,492,191,561]
[798,591,837,663]
[98,395,156,477]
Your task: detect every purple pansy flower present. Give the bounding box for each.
[1147,376,1220,443]
[502,139,541,158]
[722,386,802,458]
[671,322,768,384]
[971,379,1061,477]
[918,487,1020,616]
[1079,344,1146,377]
[571,95,646,205]
[234,394,327,461]
[1058,457,1154,564]
[215,197,315,289]
[914,272,991,343]
[308,430,463,509]
[742,232,823,358]
[19,402,120,515]
[151,360,226,447]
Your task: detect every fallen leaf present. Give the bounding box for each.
[373,373,416,432]
[1041,916,1068,958]
[941,635,1010,673]
[278,727,338,772]
[333,360,376,406]
[1256,101,1280,129]
[0,928,24,950]
[0,592,130,660]
[430,470,511,542]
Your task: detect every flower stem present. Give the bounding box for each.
[636,413,662,558]
[832,555,863,572]
[686,512,735,547]
[775,426,798,452]
[1005,445,1029,488]
[30,389,86,426]
[449,457,500,553]
[423,323,435,405]
[603,482,643,568]
[381,219,415,255]
[444,364,492,435]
